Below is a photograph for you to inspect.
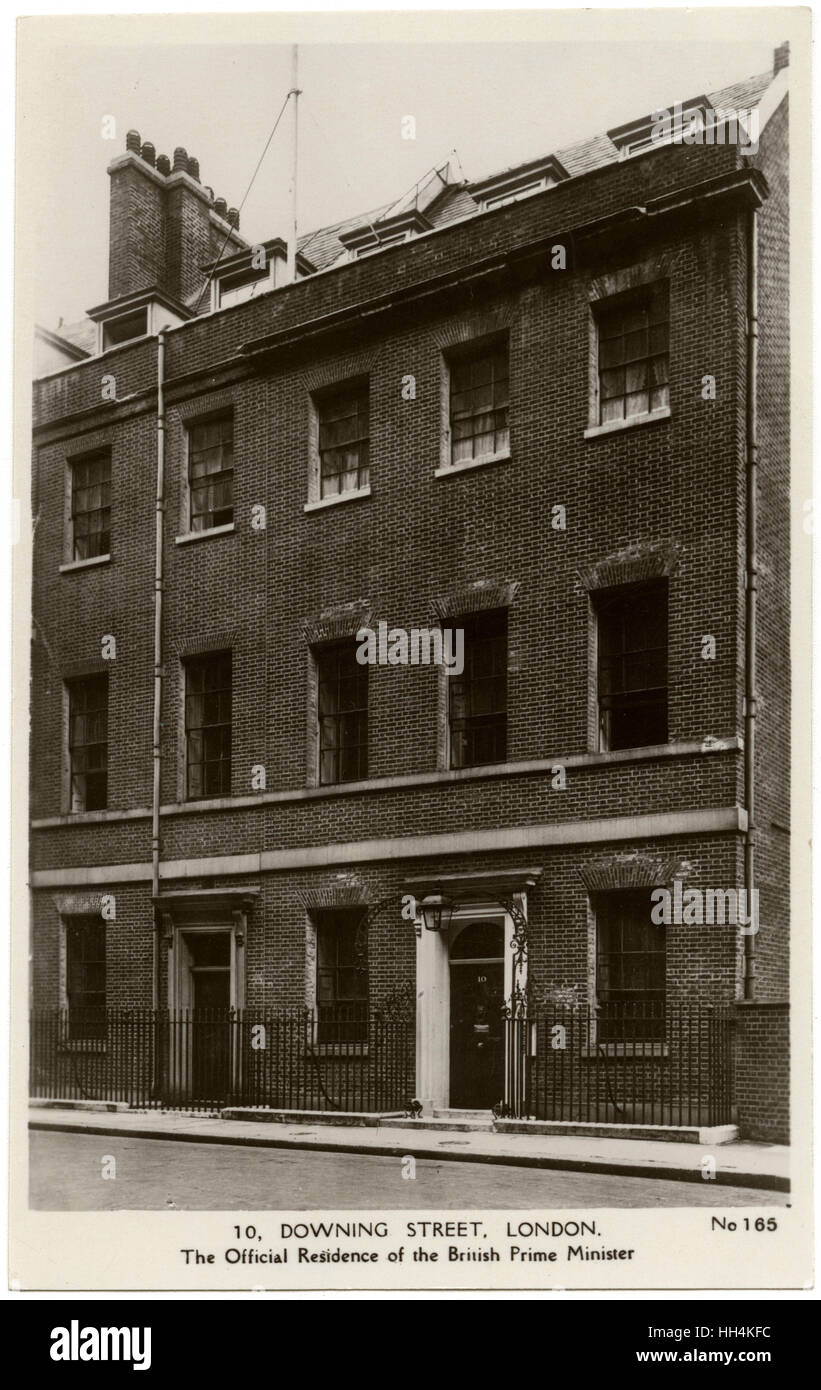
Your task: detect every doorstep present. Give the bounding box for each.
[220,1107,405,1128]
[495,1119,740,1146]
[29,1097,132,1115]
[222,1107,737,1145]
[387,1116,495,1134]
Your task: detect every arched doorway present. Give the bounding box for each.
[449,920,505,1108]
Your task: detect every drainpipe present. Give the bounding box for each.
[151,329,167,1011]
[743,209,759,999]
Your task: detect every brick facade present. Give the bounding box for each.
[30,69,790,1136]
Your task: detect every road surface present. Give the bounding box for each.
[30,1130,785,1210]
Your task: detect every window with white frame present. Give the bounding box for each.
[447,339,510,466]
[187,414,234,532]
[595,889,665,1040]
[315,640,368,785]
[67,673,108,812]
[314,908,368,1042]
[595,581,668,751]
[448,609,508,768]
[594,282,669,425]
[69,451,111,561]
[184,650,232,800]
[315,383,370,499]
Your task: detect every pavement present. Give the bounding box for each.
[29,1102,790,1192]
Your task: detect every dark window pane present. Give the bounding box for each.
[70,452,111,561]
[449,609,508,768]
[316,642,368,785]
[188,415,234,530]
[449,342,510,464]
[317,386,370,496]
[595,890,665,1039]
[67,674,108,811]
[185,651,232,799]
[66,916,106,1039]
[596,286,669,424]
[314,910,368,1041]
[597,583,668,751]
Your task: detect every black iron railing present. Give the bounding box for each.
[30,1007,414,1114]
[503,1002,734,1126]
[31,1001,733,1126]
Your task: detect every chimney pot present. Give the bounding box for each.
[126,129,141,154]
[187,156,200,181]
[774,41,790,74]
[172,146,188,172]
[214,196,228,218]
[204,186,214,202]
[156,154,171,176]
[228,207,240,230]
[141,142,156,167]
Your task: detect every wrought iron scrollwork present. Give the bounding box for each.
[378,981,416,1022]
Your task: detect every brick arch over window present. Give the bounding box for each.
[587,250,684,305]
[430,304,513,350]
[52,892,106,916]
[299,350,381,394]
[577,853,689,892]
[173,628,239,659]
[576,541,680,592]
[301,600,372,647]
[297,884,369,912]
[430,579,519,623]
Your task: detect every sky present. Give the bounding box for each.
[18,18,788,330]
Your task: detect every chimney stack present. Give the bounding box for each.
[106,132,245,307]
[774,41,790,74]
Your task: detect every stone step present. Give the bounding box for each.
[385,1116,495,1133]
[433,1108,494,1121]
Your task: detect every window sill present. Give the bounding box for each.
[175,523,235,545]
[303,486,372,513]
[584,407,671,440]
[435,451,511,478]
[59,554,111,573]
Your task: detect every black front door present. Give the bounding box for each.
[449,955,505,1109]
[189,933,231,1102]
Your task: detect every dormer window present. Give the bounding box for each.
[218,266,272,308]
[88,289,190,355]
[356,231,411,259]
[469,156,566,214]
[339,210,431,261]
[102,307,148,350]
[482,176,557,212]
[609,98,712,158]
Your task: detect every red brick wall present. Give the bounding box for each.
[749,96,791,1000]
[30,120,789,1117]
[733,1001,789,1141]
